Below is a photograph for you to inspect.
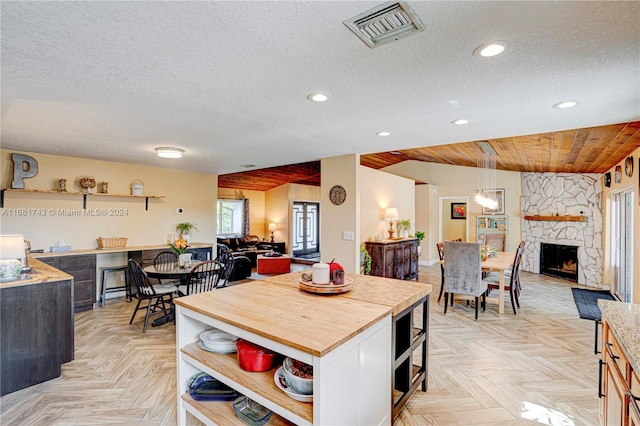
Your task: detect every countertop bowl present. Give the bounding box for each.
[282,357,313,395]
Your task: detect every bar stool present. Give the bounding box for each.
[99,265,131,307]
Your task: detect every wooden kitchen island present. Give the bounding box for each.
[175,272,431,425]
[0,259,74,395]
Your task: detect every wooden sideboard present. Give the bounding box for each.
[365,239,419,281]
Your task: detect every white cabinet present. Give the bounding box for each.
[175,282,392,425]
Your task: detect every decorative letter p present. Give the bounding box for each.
[11,154,39,189]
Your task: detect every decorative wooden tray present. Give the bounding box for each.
[298,276,353,295]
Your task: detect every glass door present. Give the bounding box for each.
[611,190,634,302]
[292,202,319,256]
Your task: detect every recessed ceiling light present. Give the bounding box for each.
[376,131,390,137]
[451,119,469,125]
[155,147,184,159]
[473,41,511,58]
[553,100,578,109]
[241,164,256,168]
[390,151,402,155]
[307,93,329,102]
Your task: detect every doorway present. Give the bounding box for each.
[610,188,634,302]
[439,196,469,243]
[292,202,320,258]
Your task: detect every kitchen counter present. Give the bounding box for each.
[261,270,431,315]
[29,242,213,258]
[175,280,392,356]
[598,299,640,372]
[0,258,73,289]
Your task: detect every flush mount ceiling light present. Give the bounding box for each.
[377,131,391,136]
[343,2,425,49]
[307,93,329,102]
[473,41,511,58]
[451,119,469,125]
[553,100,578,109]
[155,147,184,159]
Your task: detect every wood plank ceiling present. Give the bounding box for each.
[218,122,640,191]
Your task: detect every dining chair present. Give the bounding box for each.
[483,246,523,314]
[216,249,235,288]
[483,233,506,252]
[152,251,179,284]
[127,259,178,332]
[443,241,487,321]
[178,260,223,296]
[436,242,445,303]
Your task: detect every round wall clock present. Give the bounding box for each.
[614,165,622,184]
[329,185,347,205]
[625,156,633,177]
[604,172,611,188]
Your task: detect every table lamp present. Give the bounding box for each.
[0,234,25,282]
[384,208,398,239]
[268,223,277,243]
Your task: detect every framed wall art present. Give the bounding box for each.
[481,188,505,215]
[451,202,467,219]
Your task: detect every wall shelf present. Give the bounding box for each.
[524,215,586,222]
[0,188,165,210]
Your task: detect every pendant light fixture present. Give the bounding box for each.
[474,142,498,210]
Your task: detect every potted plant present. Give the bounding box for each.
[176,222,199,244]
[360,243,372,275]
[414,231,425,255]
[397,219,411,238]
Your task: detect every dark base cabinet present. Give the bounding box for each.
[1,279,74,395]
[128,246,212,267]
[392,296,429,417]
[366,239,419,281]
[38,255,96,313]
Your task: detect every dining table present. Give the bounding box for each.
[143,261,206,327]
[480,251,516,314]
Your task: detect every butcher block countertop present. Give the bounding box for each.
[0,258,73,289]
[29,242,213,258]
[598,300,640,373]
[261,271,432,316]
[174,280,392,357]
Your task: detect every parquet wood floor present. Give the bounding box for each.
[0,265,600,425]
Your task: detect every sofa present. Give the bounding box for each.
[217,235,269,267]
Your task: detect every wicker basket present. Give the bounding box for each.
[96,237,128,249]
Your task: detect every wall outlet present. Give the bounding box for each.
[343,231,354,241]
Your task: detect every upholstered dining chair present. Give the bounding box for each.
[436,242,445,302]
[128,259,178,332]
[178,260,224,296]
[483,246,524,314]
[443,241,487,321]
[483,233,506,252]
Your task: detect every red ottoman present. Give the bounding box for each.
[257,254,291,274]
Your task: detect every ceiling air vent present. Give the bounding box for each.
[343,1,425,49]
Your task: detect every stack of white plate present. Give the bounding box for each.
[199,329,239,354]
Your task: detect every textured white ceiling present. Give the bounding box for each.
[2,1,639,175]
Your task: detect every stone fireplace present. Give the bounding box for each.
[540,243,578,282]
[521,173,603,287]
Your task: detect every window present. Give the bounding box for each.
[217,199,245,236]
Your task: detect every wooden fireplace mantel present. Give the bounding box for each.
[524,215,586,222]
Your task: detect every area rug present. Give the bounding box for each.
[571,287,615,321]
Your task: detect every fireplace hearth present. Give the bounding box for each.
[540,243,578,282]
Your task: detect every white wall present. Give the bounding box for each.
[1,149,217,250]
[359,166,415,243]
[321,155,360,273]
[382,160,522,254]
